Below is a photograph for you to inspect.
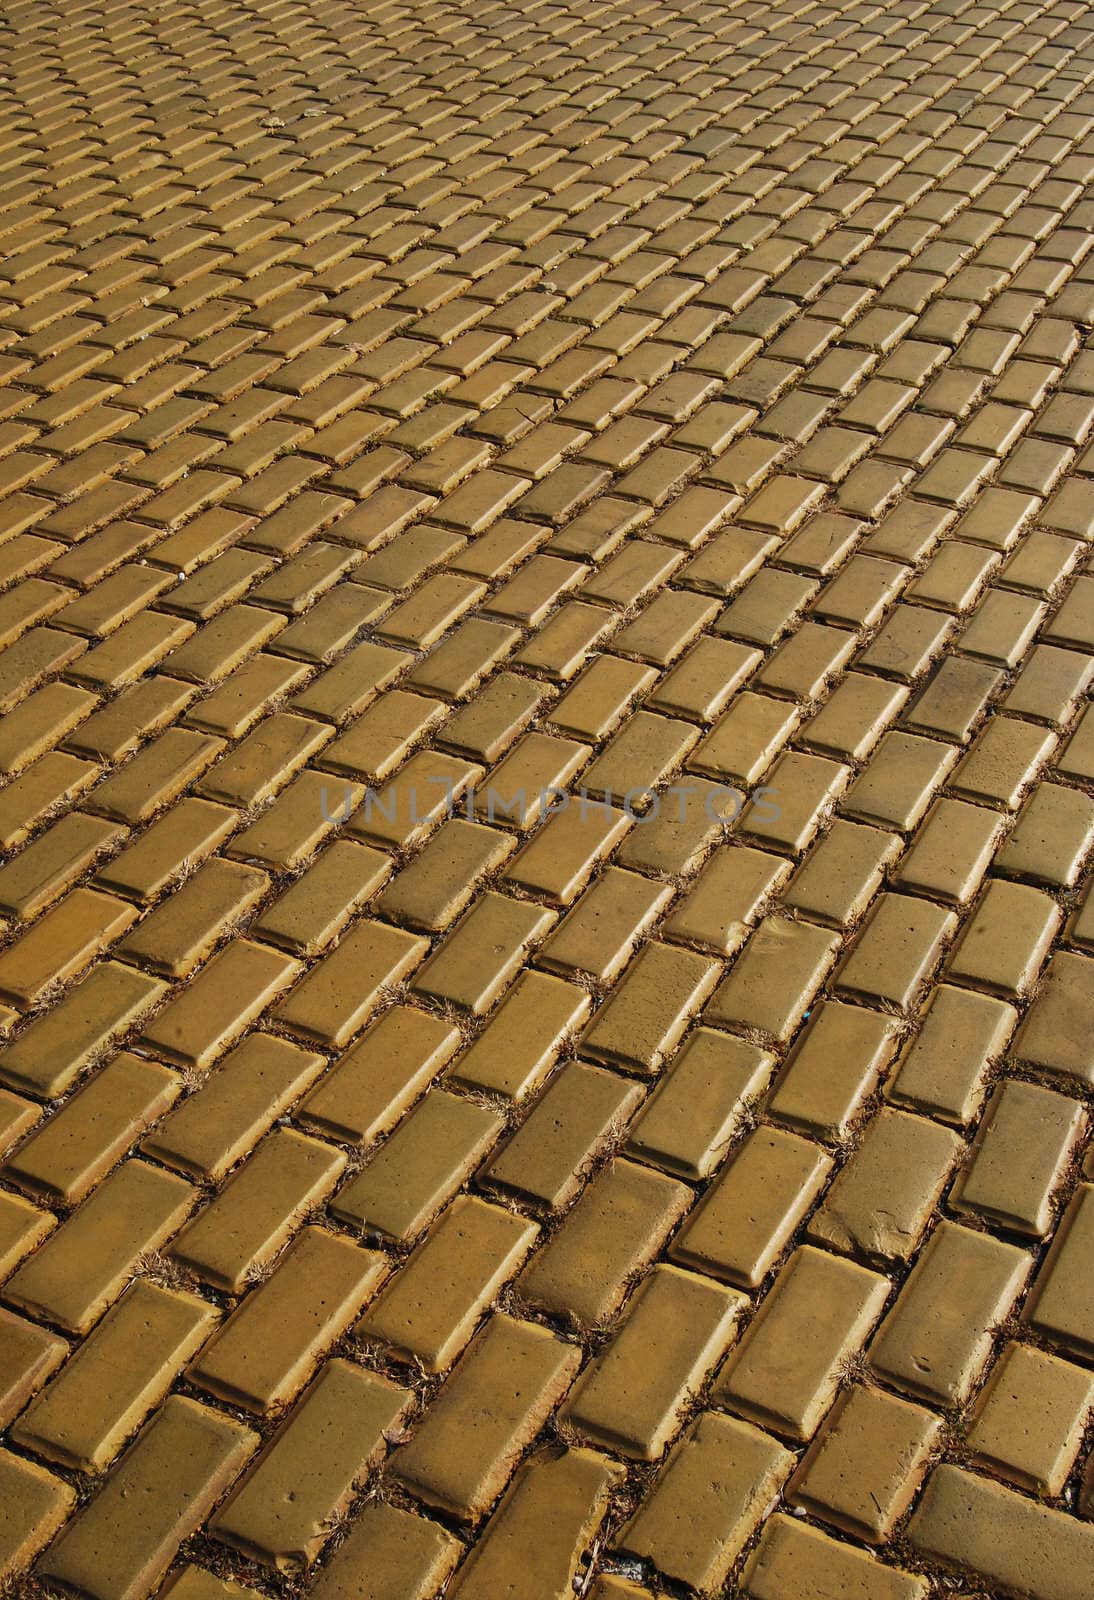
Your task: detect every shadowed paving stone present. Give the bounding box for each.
[160,1566,255,1599]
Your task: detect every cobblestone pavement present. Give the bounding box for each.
[0,0,1093,1594]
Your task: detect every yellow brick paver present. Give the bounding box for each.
[0,0,1093,1593]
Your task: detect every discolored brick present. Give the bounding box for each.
[446,1446,620,1600]
[563,1264,745,1461]
[11,1279,217,1472]
[391,1314,580,1519]
[717,1247,889,1443]
[3,1160,192,1335]
[789,1385,941,1543]
[871,1221,1031,1406]
[38,1396,257,1600]
[618,1413,794,1595]
[211,1360,410,1571]
[190,1227,387,1414]
[671,1126,832,1289]
[744,1513,928,1600]
[909,1464,1094,1600]
[358,1196,537,1374]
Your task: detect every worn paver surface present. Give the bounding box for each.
[0,0,1093,1593]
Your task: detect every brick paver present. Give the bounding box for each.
[0,0,1093,1594]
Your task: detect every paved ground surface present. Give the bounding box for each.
[0,0,1093,1595]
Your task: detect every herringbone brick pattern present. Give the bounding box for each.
[0,0,1092,1594]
